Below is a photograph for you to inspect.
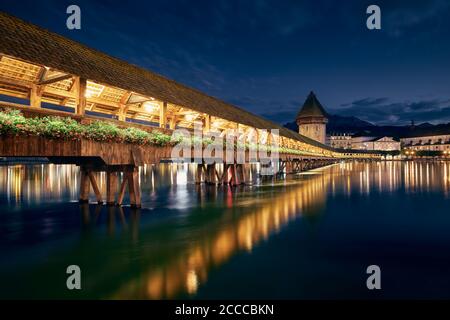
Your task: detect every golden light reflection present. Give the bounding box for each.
[2,161,450,299]
[111,165,330,299]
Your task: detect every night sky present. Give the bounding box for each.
[1,0,449,125]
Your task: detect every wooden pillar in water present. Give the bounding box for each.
[79,167,90,203]
[117,172,128,206]
[106,171,118,205]
[79,165,141,208]
[88,171,103,204]
[230,162,247,186]
[195,163,203,184]
[222,164,231,185]
[127,167,141,209]
[236,164,246,184]
[206,163,216,185]
[286,160,293,174]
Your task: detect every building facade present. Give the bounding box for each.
[296,91,328,144]
[401,134,450,151]
[329,133,352,149]
[328,134,400,151]
[373,137,401,151]
[351,136,400,151]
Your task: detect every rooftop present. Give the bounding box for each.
[296,91,328,119]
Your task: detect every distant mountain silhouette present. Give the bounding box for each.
[284,114,450,138]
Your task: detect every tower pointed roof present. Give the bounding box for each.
[296,91,328,119]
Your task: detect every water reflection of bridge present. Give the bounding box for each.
[76,167,331,299]
[2,161,450,298]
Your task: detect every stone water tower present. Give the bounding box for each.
[296,91,328,144]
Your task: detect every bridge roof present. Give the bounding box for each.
[0,12,334,151]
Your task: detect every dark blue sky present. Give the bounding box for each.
[1,0,450,125]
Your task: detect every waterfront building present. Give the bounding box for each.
[328,133,353,149]
[351,135,400,151]
[296,91,328,144]
[401,133,450,151]
[328,133,400,152]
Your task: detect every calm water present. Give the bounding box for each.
[1,161,450,299]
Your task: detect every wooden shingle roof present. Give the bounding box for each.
[0,12,333,151]
[296,91,328,119]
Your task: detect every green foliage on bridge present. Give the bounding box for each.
[0,109,327,157]
[0,109,174,146]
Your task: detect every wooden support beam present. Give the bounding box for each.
[88,171,103,204]
[159,101,167,128]
[120,91,132,104]
[204,114,211,132]
[222,164,231,185]
[215,167,221,182]
[205,164,217,185]
[118,104,129,121]
[127,168,141,209]
[30,84,42,108]
[38,73,72,85]
[117,174,128,206]
[169,115,177,130]
[106,171,118,205]
[195,163,203,184]
[79,168,90,203]
[236,164,246,184]
[35,67,47,84]
[230,164,238,186]
[74,76,87,116]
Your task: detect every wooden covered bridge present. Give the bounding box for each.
[0,13,380,207]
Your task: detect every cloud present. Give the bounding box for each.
[337,97,450,125]
[341,97,389,107]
